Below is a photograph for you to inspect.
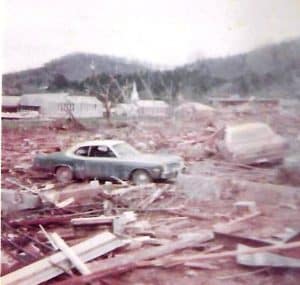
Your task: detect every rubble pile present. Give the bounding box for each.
[1,109,300,285]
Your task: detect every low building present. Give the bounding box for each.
[136,100,170,117]
[67,96,104,118]
[209,97,279,109]
[19,93,104,118]
[112,103,138,118]
[2,96,21,112]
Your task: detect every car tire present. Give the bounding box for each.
[131,169,152,185]
[55,166,74,183]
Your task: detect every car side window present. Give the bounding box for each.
[74,146,90,157]
[89,145,116,158]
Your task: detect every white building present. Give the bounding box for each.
[66,96,104,118]
[130,82,169,118]
[19,93,104,118]
[136,100,169,117]
[2,96,20,112]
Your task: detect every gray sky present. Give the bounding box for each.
[3,0,300,73]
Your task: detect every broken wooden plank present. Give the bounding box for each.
[39,225,58,250]
[163,240,300,263]
[137,240,300,270]
[54,230,214,285]
[1,231,128,285]
[184,261,219,270]
[50,233,91,275]
[217,268,267,280]
[137,188,164,209]
[213,211,261,234]
[111,183,155,196]
[71,216,115,226]
[113,211,137,235]
[55,197,74,208]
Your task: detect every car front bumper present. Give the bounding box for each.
[161,171,179,179]
[160,165,185,180]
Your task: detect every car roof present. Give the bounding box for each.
[72,140,125,149]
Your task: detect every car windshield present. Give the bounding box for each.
[113,143,140,157]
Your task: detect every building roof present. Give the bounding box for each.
[2,96,21,107]
[19,93,103,107]
[209,97,279,103]
[67,96,103,105]
[136,100,169,108]
[19,93,69,106]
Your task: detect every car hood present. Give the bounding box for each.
[120,153,183,165]
[36,151,66,159]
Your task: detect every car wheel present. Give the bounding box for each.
[131,169,152,185]
[55,166,74,183]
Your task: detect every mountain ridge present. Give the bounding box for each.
[3,37,300,98]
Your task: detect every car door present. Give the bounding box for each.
[84,145,118,179]
[71,145,91,179]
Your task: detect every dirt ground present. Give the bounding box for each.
[1,107,300,285]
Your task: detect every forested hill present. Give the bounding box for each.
[3,38,300,99]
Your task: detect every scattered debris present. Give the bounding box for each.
[234,201,257,214]
[56,230,215,284]
[213,211,261,234]
[1,232,128,285]
[237,244,300,268]
[113,211,137,235]
[279,154,300,185]
[2,109,300,284]
[1,189,42,214]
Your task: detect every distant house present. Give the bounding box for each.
[19,93,104,118]
[209,97,279,109]
[67,96,104,118]
[2,96,20,112]
[136,100,169,117]
[19,93,69,112]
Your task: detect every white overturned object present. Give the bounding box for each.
[222,122,287,164]
[237,244,300,268]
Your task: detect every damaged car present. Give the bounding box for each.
[33,140,184,184]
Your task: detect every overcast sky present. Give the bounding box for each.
[3,0,300,73]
